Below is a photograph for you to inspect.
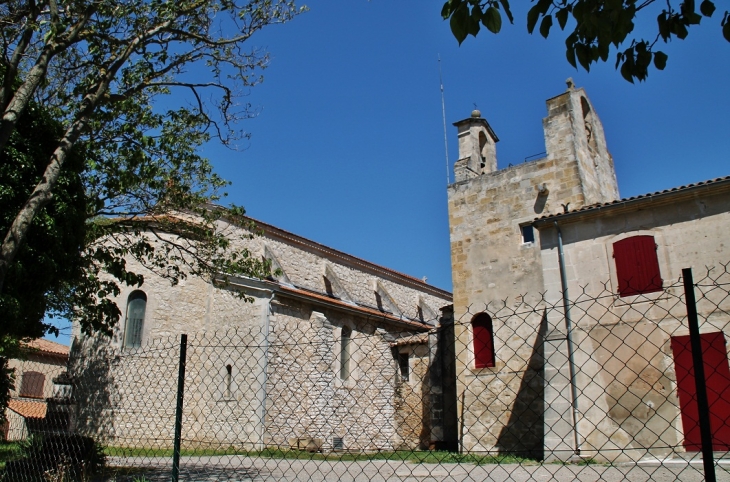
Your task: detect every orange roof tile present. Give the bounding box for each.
[275,284,432,331]
[23,339,69,357]
[7,399,47,419]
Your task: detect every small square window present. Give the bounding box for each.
[521,225,535,244]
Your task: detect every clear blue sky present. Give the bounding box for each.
[46,0,730,344]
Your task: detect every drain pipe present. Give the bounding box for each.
[554,221,581,456]
[258,290,275,450]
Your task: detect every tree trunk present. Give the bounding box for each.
[0,120,85,292]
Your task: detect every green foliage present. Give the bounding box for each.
[2,435,106,481]
[0,0,304,337]
[441,0,729,82]
[0,101,88,340]
[0,441,21,468]
[0,0,299,422]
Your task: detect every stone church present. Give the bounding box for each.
[71,215,454,452]
[69,81,730,461]
[447,81,730,461]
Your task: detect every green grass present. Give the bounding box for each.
[0,441,22,468]
[104,446,537,465]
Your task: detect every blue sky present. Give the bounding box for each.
[46,0,730,344]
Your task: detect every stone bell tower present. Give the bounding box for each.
[453,109,499,182]
[446,81,620,456]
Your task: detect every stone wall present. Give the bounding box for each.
[537,182,730,461]
[235,221,449,323]
[71,216,451,452]
[392,339,431,450]
[447,85,620,454]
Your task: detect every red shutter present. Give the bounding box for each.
[613,235,663,297]
[19,371,45,398]
[671,331,730,450]
[473,314,495,368]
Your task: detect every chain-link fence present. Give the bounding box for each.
[2,263,730,481]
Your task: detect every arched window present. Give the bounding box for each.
[124,290,147,348]
[472,313,495,369]
[340,327,351,380]
[613,235,663,297]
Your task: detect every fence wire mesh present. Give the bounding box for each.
[2,263,730,481]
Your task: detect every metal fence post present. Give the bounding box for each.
[172,334,188,482]
[682,268,716,482]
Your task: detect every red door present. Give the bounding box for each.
[671,331,730,451]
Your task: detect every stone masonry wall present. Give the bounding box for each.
[264,300,400,451]
[447,86,620,454]
[538,186,730,460]
[393,342,431,450]
[71,216,449,452]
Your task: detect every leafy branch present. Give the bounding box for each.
[441,0,730,82]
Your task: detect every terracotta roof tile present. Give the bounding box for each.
[23,339,69,357]
[7,399,47,419]
[275,284,432,331]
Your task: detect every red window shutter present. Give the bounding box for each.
[613,235,663,297]
[473,314,495,368]
[19,371,45,398]
[671,332,730,450]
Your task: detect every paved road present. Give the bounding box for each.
[105,455,730,481]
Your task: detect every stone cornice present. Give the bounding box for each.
[533,176,730,228]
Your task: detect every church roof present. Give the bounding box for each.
[533,175,730,225]
[243,216,452,300]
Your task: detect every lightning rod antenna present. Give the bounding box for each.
[438,55,450,186]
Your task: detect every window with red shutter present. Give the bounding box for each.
[19,371,45,398]
[472,313,495,368]
[613,235,663,297]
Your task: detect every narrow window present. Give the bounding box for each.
[225,364,233,399]
[340,327,351,380]
[613,236,663,297]
[19,371,45,398]
[472,313,496,369]
[478,132,488,170]
[398,352,410,382]
[521,225,535,244]
[125,290,147,348]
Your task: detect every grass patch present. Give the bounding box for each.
[0,441,21,468]
[105,446,538,465]
[105,446,246,458]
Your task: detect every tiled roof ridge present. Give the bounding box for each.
[535,175,730,222]
[23,338,69,357]
[274,283,434,331]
